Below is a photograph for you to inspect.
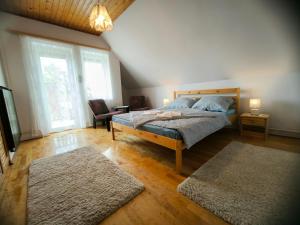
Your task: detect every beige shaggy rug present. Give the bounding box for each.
[27,146,144,225]
[178,141,300,225]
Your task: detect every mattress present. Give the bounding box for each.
[112,109,236,140]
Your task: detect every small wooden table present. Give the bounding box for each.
[240,113,270,139]
[112,105,130,113]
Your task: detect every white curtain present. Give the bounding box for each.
[20,35,118,136]
[21,36,50,136]
[80,48,112,101]
[80,47,113,126]
[20,36,85,136]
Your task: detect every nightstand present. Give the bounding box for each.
[112,105,130,113]
[240,113,270,139]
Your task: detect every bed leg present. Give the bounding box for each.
[110,121,115,140]
[176,148,182,174]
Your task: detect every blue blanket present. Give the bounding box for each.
[116,109,230,149]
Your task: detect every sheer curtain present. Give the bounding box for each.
[21,35,49,136]
[20,35,116,136]
[20,36,86,136]
[80,47,112,101]
[80,47,113,126]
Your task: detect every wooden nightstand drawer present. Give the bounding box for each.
[241,118,265,126]
[240,113,270,140]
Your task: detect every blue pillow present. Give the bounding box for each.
[166,97,198,109]
[192,96,234,112]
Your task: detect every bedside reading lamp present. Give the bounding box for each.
[163,98,170,106]
[249,98,261,115]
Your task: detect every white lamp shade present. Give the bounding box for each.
[249,98,261,109]
[163,98,170,106]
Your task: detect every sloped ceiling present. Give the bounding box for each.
[102,0,299,89]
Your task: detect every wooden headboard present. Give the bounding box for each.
[173,87,240,123]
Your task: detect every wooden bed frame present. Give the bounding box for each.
[111,88,240,173]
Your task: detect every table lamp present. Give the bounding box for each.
[249,98,261,115]
[163,98,170,106]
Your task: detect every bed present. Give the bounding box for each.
[110,88,240,173]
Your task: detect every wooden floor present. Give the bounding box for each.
[0,127,299,225]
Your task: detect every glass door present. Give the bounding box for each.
[21,37,113,135]
[33,41,83,132]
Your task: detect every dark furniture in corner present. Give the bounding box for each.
[0,86,21,153]
[88,99,122,131]
[112,105,130,113]
[0,86,21,167]
[129,96,150,111]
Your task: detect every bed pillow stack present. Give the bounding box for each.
[166,97,198,109]
[192,96,234,112]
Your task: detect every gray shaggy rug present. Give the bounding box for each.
[27,146,144,225]
[178,141,300,225]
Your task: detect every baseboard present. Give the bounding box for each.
[269,128,300,139]
[21,132,43,141]
[20,127,300,140]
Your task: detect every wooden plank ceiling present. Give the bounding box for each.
[0,0,134,35]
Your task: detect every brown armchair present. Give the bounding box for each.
[129,96,150,111]
[88,99,122,131]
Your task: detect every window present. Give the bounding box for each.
[80,48,112,100]
[21,36,114,135]
[39,57,78,130]
[29,39,83,132]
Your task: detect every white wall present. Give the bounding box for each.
[127,75,300,138]
[0,12,123,140]
[109,51,123,107]
[103,0,300,89]
[103,0,300,138]
[0,55,6,86]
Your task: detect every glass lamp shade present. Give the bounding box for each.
[163,98,170,106]
[89,4,113,32]
[249,98,261,115]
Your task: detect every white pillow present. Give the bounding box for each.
[192,96,234,112]
[165,97,198,109]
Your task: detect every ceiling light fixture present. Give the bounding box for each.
[89,0,113,32]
